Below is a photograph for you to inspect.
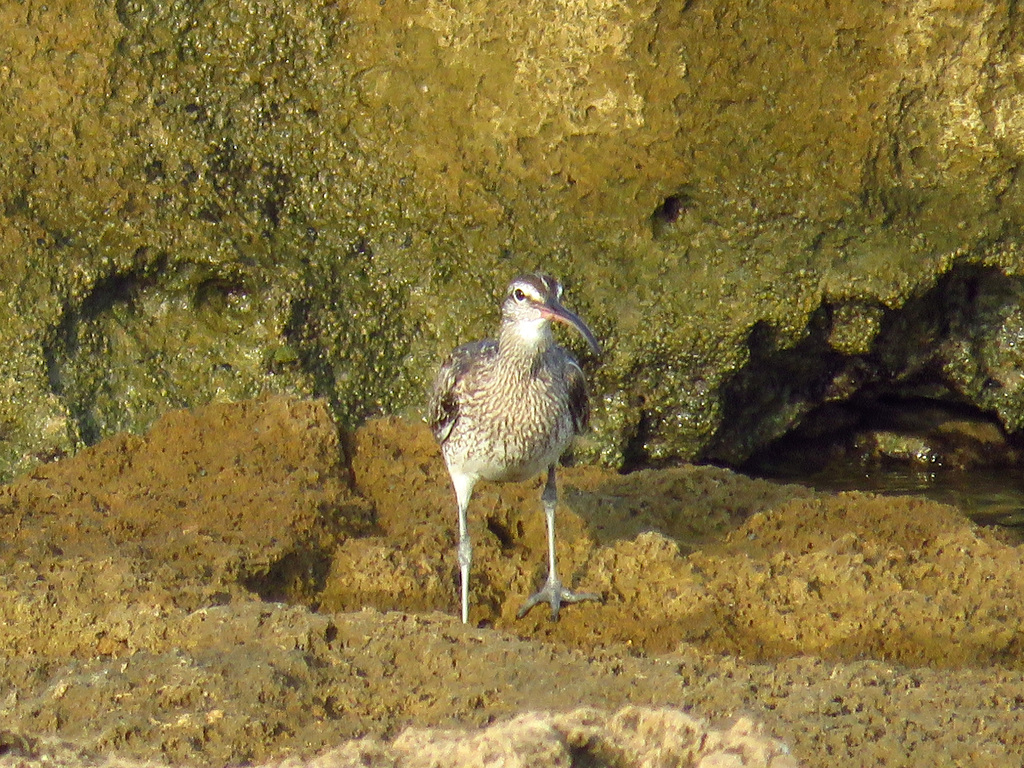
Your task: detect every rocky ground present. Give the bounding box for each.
[1,395,1022,767]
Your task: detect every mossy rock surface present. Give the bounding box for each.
[2,0,1024,479]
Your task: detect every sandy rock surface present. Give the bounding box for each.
[1,395,1023,767]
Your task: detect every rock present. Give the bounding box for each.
[298,708,795,768]
[4,0,1024,477]
[0,709,795,768]
[1,402,1023,765]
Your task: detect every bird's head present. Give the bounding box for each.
[500,273,601,355]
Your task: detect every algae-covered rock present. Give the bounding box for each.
[2,0,1024,479]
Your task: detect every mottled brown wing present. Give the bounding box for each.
[428,340,496,445]
[566,358,590,434]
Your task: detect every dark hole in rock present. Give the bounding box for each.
[706,262,1024,525]
[193,276,248,312]
[653,195,686,225]
[741,391,1024,526]
[486,516,516,551]
[744,391,1021,477]
[650,187,697,237]
[621,407,653,474]
[242,549,334,608]
[0,731,35,759]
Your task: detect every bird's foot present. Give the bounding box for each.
[517,576,601,621]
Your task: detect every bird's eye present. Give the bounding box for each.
[513,288,527,302]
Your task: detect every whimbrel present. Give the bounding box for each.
[428,273,602,624]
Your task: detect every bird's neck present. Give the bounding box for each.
[497,319,553,373]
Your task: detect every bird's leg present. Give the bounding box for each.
[451,472,477,624]
[517,465,601,621]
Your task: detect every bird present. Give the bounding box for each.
[428,272,602,624]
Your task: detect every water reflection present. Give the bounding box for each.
[755,463,1024,527]
[741,396,1024,527]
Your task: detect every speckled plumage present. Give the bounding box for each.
[429,273,602,624]
[430,338,588,483]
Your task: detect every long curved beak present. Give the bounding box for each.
[542,301,601,356]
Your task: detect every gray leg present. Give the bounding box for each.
[451,472,477,624]
[517,465,601,621]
